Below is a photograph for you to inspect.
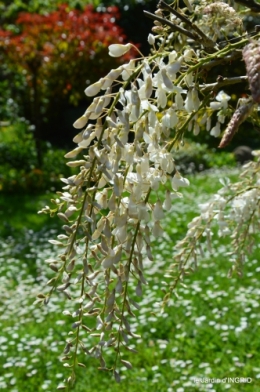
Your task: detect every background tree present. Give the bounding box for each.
[0,4,136,165]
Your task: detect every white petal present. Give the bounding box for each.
[73,116,88,129]
[172,173,190,190]
[148,33,155,45]
[108,43,132,57]
[84,80,103,97]
[153,200,165,221]
[210,122,221,137]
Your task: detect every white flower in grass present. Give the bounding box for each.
[108,43,132,57]
[171,172,190,190]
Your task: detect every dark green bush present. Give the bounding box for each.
[0,121,73,193]
[173,141,236,174]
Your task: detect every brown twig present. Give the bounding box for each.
[199,50,242,71]
[200,76,248,92]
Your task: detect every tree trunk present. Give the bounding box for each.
[31,70,43,167]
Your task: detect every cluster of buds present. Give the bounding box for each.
[196,1,243,40]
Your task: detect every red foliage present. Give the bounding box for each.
[0,4,136,105]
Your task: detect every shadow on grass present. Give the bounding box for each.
[0,192,60,237]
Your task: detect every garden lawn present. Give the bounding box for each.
[0,168,260,392]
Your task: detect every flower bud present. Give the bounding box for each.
[153,200,165,221]
[108,43,132,57]
[171,172,190,190]
[73,115,89,129]
[148,33,155,45]
[84,79,104,97]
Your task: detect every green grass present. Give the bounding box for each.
[0,192,60,237]
[1,168,260,391]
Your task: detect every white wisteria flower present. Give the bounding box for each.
[171,172,190,191]
[108,43,132,57]
[148,33,155,45]
[210,90,231,110]
[210,121,221,137]
[84,79,104,97]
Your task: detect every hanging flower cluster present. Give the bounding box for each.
[195,1,243,41]
[38,0,260,388]
[167,158,260,299]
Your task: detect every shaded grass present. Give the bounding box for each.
[0,192,60,237]
[0,168,260,391]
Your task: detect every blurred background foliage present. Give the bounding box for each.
[0,0,257,194]
[0,120,74,193]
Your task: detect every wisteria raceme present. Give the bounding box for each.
[243,41,260,103]
[195,1,243,40]
[37,0,260,388]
